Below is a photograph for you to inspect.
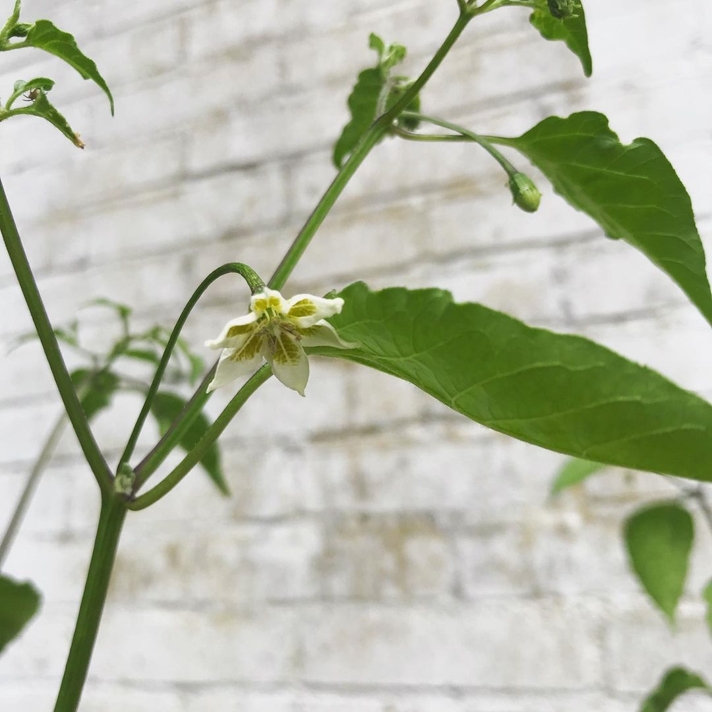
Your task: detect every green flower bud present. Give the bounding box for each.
[508,172,541,213]
[547,0,576,19]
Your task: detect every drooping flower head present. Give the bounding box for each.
[205,288,355,396]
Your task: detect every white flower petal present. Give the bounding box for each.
[300,321,358,350]
[250,287,288,317]
[206,347,264,392]
[265,332,309,396]
[205,311,258,349]
[286,294,344,328]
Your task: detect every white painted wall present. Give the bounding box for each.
[2,0,712,709]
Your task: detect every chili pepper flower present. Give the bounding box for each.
[205,288,356,396]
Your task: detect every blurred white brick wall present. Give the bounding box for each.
[1,0,712,709]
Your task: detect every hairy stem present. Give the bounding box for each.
[0,177,111,493]
[129,365,272,510]
[53,494,127,712]
[0,412,68,568]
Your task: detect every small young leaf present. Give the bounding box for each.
[85,297,132,331]
[311,283,712,483]
[640,667,711,712]
[22,20,114,113]
[16,91,85,147]
[625,502,694,622]
[530,0,592,77]
[0,574,41,653]
[71,368,121,421]
[333,67,383,169]
[4,76,54,109]
[501,112,712,328]
[150,391,229,496]
[368,32,385,58]
[333,33,412,168]
[9,322,79,352]
[0,0,22,43]
[118,347,162,367]
[551,458,605,495]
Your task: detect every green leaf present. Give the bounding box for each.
[22,20,113,114]
[16,91,85,148]
[501,112,712,327]
[4,76,54,109]
[703,578,712,637]
[625,502,694,622]
[311,283,712,482]
[333,66,383,169]
[85,297,132,333]
[0,0,22,43]
[530,0,592,77]
[551,458,605,495]
[0,574,41,654]
[10,322,78,351]
[70,368,121,421]
[333,33,414,168]
[640,667,711,712]
[150,391,229,496]
[118,347,161,367]
[368,32,385,58]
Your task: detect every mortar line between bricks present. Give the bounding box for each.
[0,209,679,302]
[0,411,479,470]
[0,674,614,697]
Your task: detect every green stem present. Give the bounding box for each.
[131,10,475,480]
[129,365,272,510]
[400,111,520,175]
[132,365,215,489]
[119,263,263,469]
[0,412,68,569]
[268,128,384,290]
[54,494,127,712]
[268,12,473,291]
[0,177,111,493]
[392,126,470,143]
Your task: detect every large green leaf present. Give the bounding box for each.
[22,20,113,114]
[312,283,712,482]
[551,457,605,495]
[498,112,712,327]
[150,391,228,496]
[0,574,41,653]
[640,667,711,712]
[530,0,592,77]
[625,502,693,621]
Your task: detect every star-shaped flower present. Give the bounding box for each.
[205,288,355,396]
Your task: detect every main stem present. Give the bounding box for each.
[54,494,127,712]
[0,177,111,493]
